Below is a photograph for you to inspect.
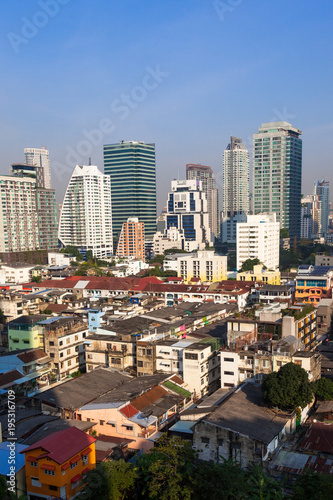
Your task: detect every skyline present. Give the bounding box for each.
[1,0,333,213]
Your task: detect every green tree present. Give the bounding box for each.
[292,470,333,500]
[0,475,7,500]
[311,377,333,401]
[191,459,247,500]
[137,434,195,500]
[262,362,313,411]
[280,228,289,239]
[31,275,42,283]
[79,460,137,500]
[240,258,261,272]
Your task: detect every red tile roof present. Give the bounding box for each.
[119,404,138,418]
[0,370,23,388]
[170,375,185,385]
[43,303,68,313]
[21,426,96,464]
[131,386,168,411]
[17,349,48,364]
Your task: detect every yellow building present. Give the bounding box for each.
[177,250,228,284]
[237,265,280,285]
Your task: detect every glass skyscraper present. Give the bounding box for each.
[103,141,156,241]
[253,121,302,240]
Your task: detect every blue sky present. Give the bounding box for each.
[1,0,332,212]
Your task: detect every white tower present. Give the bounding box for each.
[58,165,113,259]
[24,147,52,189]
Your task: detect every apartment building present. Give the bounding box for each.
[236,213,280,271]
[40,317,88,379]
[85,333,136,373]
[176,250,228,284]
[237,265,281,285]
[116,217,145,260]
[295,265,333,304]
[8,315,47,351]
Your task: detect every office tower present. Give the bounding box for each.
[58,165,113,259]
[223,137,249,215]
[186,164,219,238]
[116,217,145,260]
[236,213,280,271]
[103,141,156,241]
[0,174,39,252]
[164,179,212,251]
[12,164,58,250]
[253,122,302,240]
[24,147,51,189]
[301,195,322,240]
[314,179,330,238]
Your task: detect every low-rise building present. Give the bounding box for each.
[237,265,281,285]
[165,250,227,284]
[40,317,88,379]
[295,265,333,304]
[192,383,295,467]
[0,263,35,284]
[22,426,96,500]
[8,315,47,351]
[258,284,294,305]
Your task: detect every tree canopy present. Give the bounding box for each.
[311,377,333,401]
[262,362,313,411]
[239,258,261,272]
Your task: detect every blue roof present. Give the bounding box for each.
[38,316,67,324]
[0,443,27,475]
[168,420,195,434]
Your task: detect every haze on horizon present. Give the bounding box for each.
[1,0,332,213]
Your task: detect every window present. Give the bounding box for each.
[66,338,70,344]
[138,361,143,367]
[72,480,79,489]
[50,353,55,358]
[30,461,38,467]
[60,352,63,358]
[68,360,72,366]
[67,349,71,355]
[49,341,54,346]
[201,437,210,444]
[146,348,152,355]
[185,352,198,360]
[217,439,223,446]
[224,371,234,376]
[44,470,55,476]
[99,420,105,426]
[123,425,133,431]
[224,357,234,362]
[75,335,78,341]
[59,341,63,346]
[107,422,116,427]
[70,462,78,469]
[49,485,57,491]
[111,358,121,365]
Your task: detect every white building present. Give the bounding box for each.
[0,264,34,284]
[236,213,280,271]
[163,179,212,252]
[48,252,74,267]
[24,147,51,189]
[58,165,113,259]
[0,175,39,252]
[153,227,185,255]
[223,136,249,215]
[221,212,247,244]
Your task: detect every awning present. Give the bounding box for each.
[81,448,92,456]
[61,463,70,471]
[82,467,90,475]
[40,464,55,471]
[27,455,37,462]
[71,474,82,483]
[70,455,80,464]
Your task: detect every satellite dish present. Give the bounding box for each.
[141,410,153,419]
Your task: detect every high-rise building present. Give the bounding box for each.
[103,141,156,241]
[223,137,249,215]
[314,179,330,238]
[58,165,113,259]
[164,179,212,251]
[236,213,280,271]
[301,195,322,240]
[24,147,51,189]
[12,163,58,250]
[116,217,145,260]
[186,164,219,239]
[0,175,39,252]
[253,122,302,240]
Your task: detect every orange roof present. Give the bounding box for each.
[119,404,138,418]
[131,386,168,411]
[17,349,48,364]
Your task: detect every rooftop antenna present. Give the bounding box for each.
[88,157,91,166]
